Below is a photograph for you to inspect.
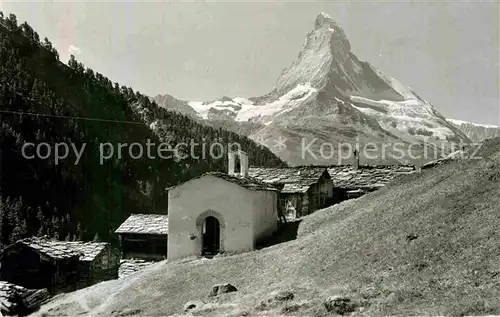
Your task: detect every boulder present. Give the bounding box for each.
[323,295,356,315]
[270,290,294,302]
[257,290,295,310]
[281,301,310,314]
[184,300,204,312]
[209,283,237,297]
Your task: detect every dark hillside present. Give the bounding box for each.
[0,12,285,246]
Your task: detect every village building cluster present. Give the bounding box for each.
[114,150,417,262]
[0,149,417,314]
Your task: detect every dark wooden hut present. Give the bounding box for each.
[115,214,169,261]
[0,238,119,294]
[74,241,120,288]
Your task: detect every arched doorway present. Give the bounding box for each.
[202,216,220,257]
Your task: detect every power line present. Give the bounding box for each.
[0,110,145,125]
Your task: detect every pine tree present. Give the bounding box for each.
[76,222,82,240]
[68,54,78,69]
[20,22,34,40]
[42,37,52,50]
[5,13,18,29]
[52,215,61,239]
[36,206,45,236]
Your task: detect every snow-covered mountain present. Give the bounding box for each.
[157,13,470,166]
[447,119,500,142]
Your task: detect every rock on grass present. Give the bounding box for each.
[209,283,238,297]
[257,290,295,310]
[323,295,357,315]
[184,300,205,312]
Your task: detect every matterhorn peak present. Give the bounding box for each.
[315,12,334,29]
[272,13,353,93]
[314,12,342,31]
[170,12,469,166]
[312,12,350,52]
[318,12,333,21]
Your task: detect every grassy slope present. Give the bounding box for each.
[35,138,500,317]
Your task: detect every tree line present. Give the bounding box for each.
[0,12,285,247]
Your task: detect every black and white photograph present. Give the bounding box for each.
[0,0,498,316]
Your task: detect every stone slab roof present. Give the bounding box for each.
[168,172,282,192]
[281,183,311,194]
[327,165,416,190]
[118,259,155,279]
[115,214,169,235]
[422,149,465,169]
[17,238,109,262]
[248,167,328,194]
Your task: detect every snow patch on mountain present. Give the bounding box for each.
[188,99,249,120]
[447,118,500,142]
[187,83,317,124]
[233,97,254,105]
[350,96,433,117]
[236,83,317,123]
[447,119,498,129]
[350,95,456,140]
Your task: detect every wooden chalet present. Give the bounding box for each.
[248,167,338,218]
[74,241,120,288]
[0,238,119,294]
[115,214,169,261]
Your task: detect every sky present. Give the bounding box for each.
[1,0,499,125]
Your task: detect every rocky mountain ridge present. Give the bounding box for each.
[447,119,499,142]
[155,12,470,166]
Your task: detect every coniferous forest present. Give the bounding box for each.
[0,12,286,247]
